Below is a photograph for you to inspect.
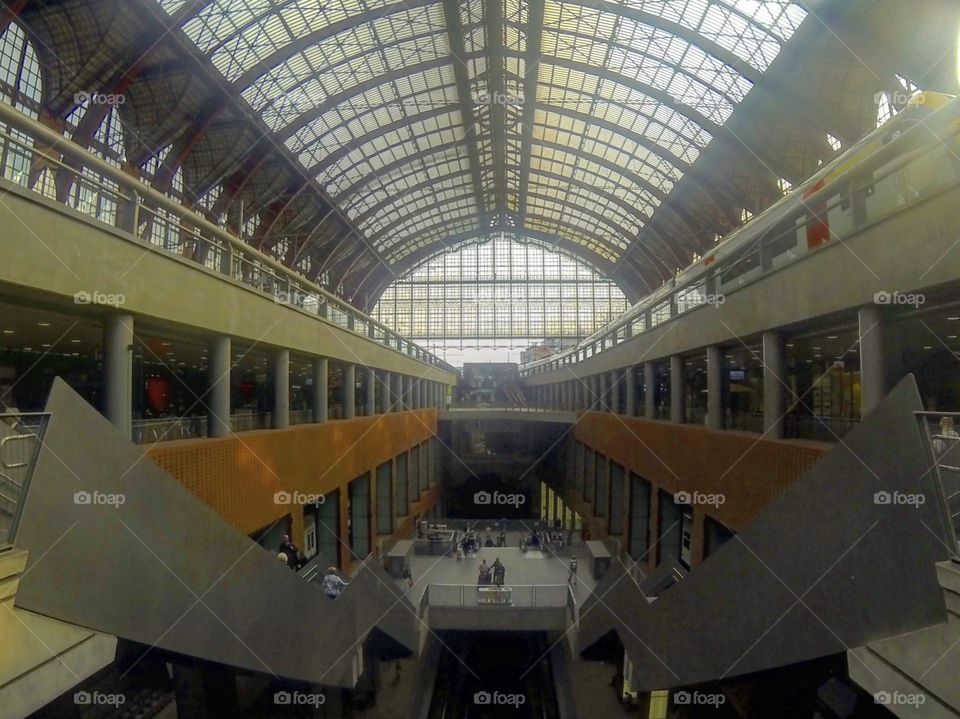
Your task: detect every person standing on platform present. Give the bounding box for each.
[568,558,578,587]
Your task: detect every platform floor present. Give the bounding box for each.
[400,533,599,608]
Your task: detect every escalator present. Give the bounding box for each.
[427,631,560,719]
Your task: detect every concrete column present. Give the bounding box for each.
[644,362,656,419]
[312,358,328,423]
[343,364,356,419]
[670,356,686,424]
[706,345,724,430]
[609,371,620,415]
[207,336,232,438]
[762,331,786,438]
[599,374,608,411]
[392,373,403,412]
[365,367,376,416]
[859,305,886,416]
[104,314,134,439]
[402,376,411,410]
[625,368,636,417]
[272,349,289,429]
[379,371,391,414]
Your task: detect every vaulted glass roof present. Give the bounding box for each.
[162,0,808,282]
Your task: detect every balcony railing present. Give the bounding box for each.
[0,413,49,548]
[419,583,574,616]
[521,98,960,378]
[0,102,453,374]
[133,416,207,444]
[916,412,960,556]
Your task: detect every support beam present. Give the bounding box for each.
[706,345,724,431]
[208,336,232,438]
[859,305,887,417]
[762,332,786,439]
[609,371,620,415]
[625,368,636,417]
[104,314,133,439]
[272,349,289,429]
[343,364,356,420]
[313,358,329,423]
[644,362,656,419]
[365,367,376,416]
[379,371,392,414]
[670,356,686,424]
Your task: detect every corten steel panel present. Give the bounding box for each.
[146,410,437,538]
[574,414,828,530]
[13,380,416,686]
[578,376,952,690]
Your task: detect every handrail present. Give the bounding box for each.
[521,97,960,376]
[0,413,49,548]
[0,101,454,374]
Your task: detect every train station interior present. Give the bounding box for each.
[1,0,960,717]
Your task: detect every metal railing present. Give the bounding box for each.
[132,416,207,444]
[230,412,272,433]
[0,413,49,548]
[0,102,453,374]
[521,98,960,378]
[916,412,960,556]
[420,583,574,615]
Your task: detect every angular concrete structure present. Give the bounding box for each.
[13,380,416,688]
[579,375,953,691]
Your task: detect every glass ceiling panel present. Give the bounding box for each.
[164,0,808,285]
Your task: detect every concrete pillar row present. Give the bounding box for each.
[706,345,724,431]
[104,314,134,439]
[272,349,290,429]
[312,357,328,423]
[625,367,636,417]
[343,364,356,419]
[670,355,686,424]
[762,331,786,439]
[644,362,656,419]
[208,336,232,438]
[859,305,887,416]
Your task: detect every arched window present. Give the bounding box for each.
[0,22,48,194]
[372,232,628,364]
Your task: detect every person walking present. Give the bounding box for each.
[478,559,490,585]
[568,558,578,587]
[321,567,349,599]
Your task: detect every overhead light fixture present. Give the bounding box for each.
[827,335,838,339]
[37,322,50,327]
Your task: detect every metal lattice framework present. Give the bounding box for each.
[3,0,959,307]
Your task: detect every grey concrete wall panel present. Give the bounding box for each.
[579,375,952,691]
[13,380,410,687]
